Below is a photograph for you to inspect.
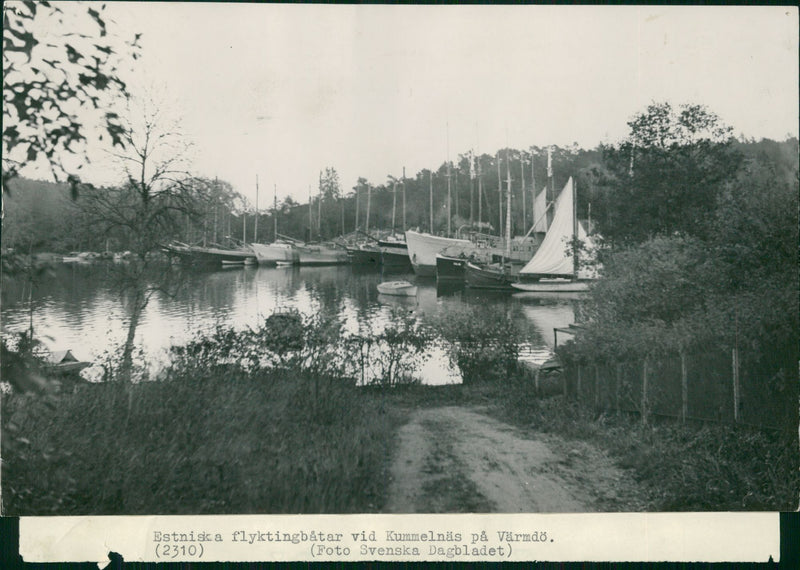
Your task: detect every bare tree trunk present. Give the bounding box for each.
[121,284,147,383]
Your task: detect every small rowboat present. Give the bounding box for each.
[47,350,91,376]
[377,280,417,297]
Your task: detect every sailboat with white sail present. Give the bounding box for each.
[511,176,596,292]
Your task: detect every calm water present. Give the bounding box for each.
[0,262,580,384]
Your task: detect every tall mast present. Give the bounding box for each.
[429,170,434,234]
[213,177,218,243]
[477,157,483,228]
[308,184,312,241]
[402,167,406,233]
[447,160,452,237]
[446,122,451,237]
[520,153,526,234]
[254,174,259,243]
[273,184,277,241]
[365,183,371,235]
[505,149,512,260]
[391,180,397,233]
[317,170,322,238]
[354,183,359,232]
[496,151,502,237]
[242,202,246,244]
[573,178,579,276]
[469,150,475,227]
[454,168,459,224]
[530,147,537,231]
[546,146,555,228]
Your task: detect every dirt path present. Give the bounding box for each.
[385,406,648,513]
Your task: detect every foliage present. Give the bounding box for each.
[3,1,140,192]
[593,102,743,244]
[434,305,521,384]
[349,308,432,387]
[564,105,797,370]
[169,308,432,388]
[0,330,50,392]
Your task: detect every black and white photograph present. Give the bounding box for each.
[1,2,797,561]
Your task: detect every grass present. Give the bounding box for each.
[3,350,796,514]
[2,367,405,515]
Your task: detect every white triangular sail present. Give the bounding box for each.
[520,177,575,276]
[532,186,548,233]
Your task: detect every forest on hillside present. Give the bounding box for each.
[2,135,796,255]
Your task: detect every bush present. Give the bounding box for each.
[434,306,522,384]
[348,308,432,387]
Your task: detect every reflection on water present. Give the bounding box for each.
[1,263,581,384]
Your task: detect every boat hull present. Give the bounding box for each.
[377,280,417,296]
[511,279,591,292]
[465,262,517,291]
[435,254,468,281]
[378,239,411,268]
[347,246,381,265]
[251,242,298,265]
[163,244,256,266]
[296,244,349,265]
[405,230,470,277]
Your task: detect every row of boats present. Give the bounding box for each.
[161,233,411,269]
[162,177,596,293]
[412,177,597,292]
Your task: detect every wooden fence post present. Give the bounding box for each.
[615,363,622,414]
[732,347,740,423]
[641,358,649,426]
[680,352,688,425]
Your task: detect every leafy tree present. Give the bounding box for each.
[594,102,743,244]
[572,131,798,374]
[317,167,341,238]
[2,1,140,194]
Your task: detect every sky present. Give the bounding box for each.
[16,3,800,207]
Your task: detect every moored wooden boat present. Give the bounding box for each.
[465,261,519,291]
[162,242,256,266]
[295,242,349,266]
[377,280,417,296]
[379,235,411,269]
[511,177,598,293]
[251,241,299,265]
[436,252,469,281]
[405,230,470,277]
[347,243,381,265]
[511,279,590,292]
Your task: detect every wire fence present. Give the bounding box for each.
[559,346,797,431]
